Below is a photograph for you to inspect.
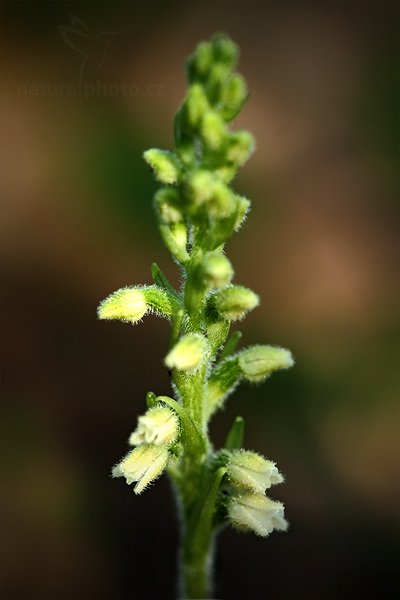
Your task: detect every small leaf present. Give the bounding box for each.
[157,396,207,456]
[151,263,179,298]
[205,355,242,419]
[219,330,242,361]
[185,467,227,555]
[224,416,244,450]
[146,391,158,409]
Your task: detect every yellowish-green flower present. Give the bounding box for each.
[112,444,169,494]
[129,406,179,446]
[227,450,284,494]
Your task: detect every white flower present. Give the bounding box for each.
[112,444,169,494]
[227,450,284,494]
[229,493,288,537]
[129,406,179,446]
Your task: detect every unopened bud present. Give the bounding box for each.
[154,187,182,224]
[208,182,237,218]
[184,170,216,207]
[226,131,255,167]
[186,41,213,82]
[212,34,239,70]
[200,253,233,288]
[143,149,181,184]
[98,287,147,323]
[214,285,259,321]
[200,110,226,150]
[160,222,189,263]
[112,444,169,494]
[239,345,294,383]
[165,333,208,372]
[129,406,179,446]
[185,84,210,128]
[229,493,288,537]
[227,450,284,494]
[221,73,248,121]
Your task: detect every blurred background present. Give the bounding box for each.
[1,1,399,598]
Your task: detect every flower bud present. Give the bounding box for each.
[227,450,284,494]
[186,41,213,82]
[98,285,179,324]
[154,187,182,224]
[165,333,208,372]
[143,149,181,184]
[239,345,294,383]
[200,110,226,150]
[184,170,216,207]
[98,287,147,323]
[214,285,259,321]
[220,73,248,121]
[185,84,210,128]
[208,182,237,218]
[225,131,255,167]
[129,406,179,447]
[200,253,234,288]
[212,34,239,70]
[160,222,189,263]
[228,493,288,537]
[112,444,169,494]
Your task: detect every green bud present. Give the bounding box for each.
[238,345,294,382]
[211,33,239,71]
[98,285,177,324]
[143,285,179,318]
[208,182,237,218]
[98,287,147,323]
[143,149,181,184]
[186,41,213,82]
[220,73,248,121]
[185,84,210,128]
[225,131,255,167]
[165,333,208,372]
[227,450,284,494]
[206,63,230,104]
[213,285,259,321]
[154,187,183,224]
[200,253,233,288]
[213,165,237,184]
[184,170,216,208]
[159,222,189,264]
[200,110,226,150]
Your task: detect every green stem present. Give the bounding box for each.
[180,530,214,600]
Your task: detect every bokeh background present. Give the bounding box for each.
[1,1,399,599]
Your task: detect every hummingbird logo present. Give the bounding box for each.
[58,14,130,88]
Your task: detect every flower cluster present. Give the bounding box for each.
[98,33,294,598]
[225,450,288,537]
[112,401,179,494]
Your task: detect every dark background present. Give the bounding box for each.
[1,1,399,599]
